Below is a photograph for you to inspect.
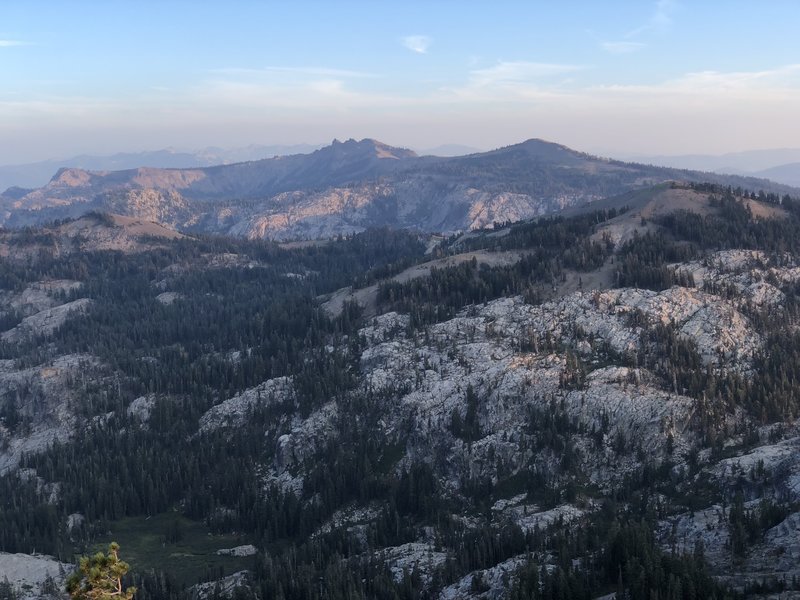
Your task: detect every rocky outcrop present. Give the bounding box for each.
[1,298,92,343]
[190,571,250,600]
[0,552,70,600]
[126,394,156,422]
[0,353,101,473]
[216,545,258,557]
[198,377,293,433]
[0,280,82,317]
[383,541,449,584]
[155,291,183,305]
[439,554,530,600]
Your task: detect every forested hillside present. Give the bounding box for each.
[2,183,800,599]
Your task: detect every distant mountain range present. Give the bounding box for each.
[0,144,323,192]
[0,143,484,192]
[754,162,800,187]
[624,148,800,187]
[2,138,797,241]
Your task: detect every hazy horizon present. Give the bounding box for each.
[2,1,800,164]
[7,138,800,170]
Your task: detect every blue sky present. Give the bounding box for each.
[1,1,799,163]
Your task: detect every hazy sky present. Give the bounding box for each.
[2,0,800,163]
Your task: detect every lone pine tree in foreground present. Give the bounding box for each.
[67,542,136,600]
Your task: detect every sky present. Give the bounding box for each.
[1,0,800,164]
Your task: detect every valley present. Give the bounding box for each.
[1,179,800,598]
[6,1,800,597]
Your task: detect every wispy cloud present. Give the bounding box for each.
[592,64,800,99]
[626,0,676,38]
[468,61,583,87]
[0,40,27,47]
[600,0,677,53]
[212,66,376,79]
[601,41,646,54]
[0,96,122,123]
[199,66,385,112]
[651,0,676,30]
[402,35,432,54]
[8,61,797,120]
[203,60,588,110]
[433,61,583,105]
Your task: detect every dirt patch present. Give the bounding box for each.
[592,186,787,250]
[638,187,715,219]
[109,214,186,239]
[742,198,787,219]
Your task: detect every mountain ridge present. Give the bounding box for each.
[2,138,797,241]
[622,147,800,187]
[0,144,323,192]
[754,161,800,187]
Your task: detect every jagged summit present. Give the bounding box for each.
[328,138,417,160]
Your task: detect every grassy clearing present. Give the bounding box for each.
[90,511,254,586]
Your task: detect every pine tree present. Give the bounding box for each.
[66,542,136,600]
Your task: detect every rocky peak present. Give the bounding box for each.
[321,138,417,162]
[49,167,96,187]
[485,138,589,164]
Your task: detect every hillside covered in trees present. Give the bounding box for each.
[2,183,800,599]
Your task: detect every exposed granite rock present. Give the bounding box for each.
[1,298,93,343]
[127,394,156,422]
[155,291,183,305]
[0,552,70,600]
[190,570,250,600]
[198,377,293,433]
[439,554,530,600]
[0,354,100,473]
[216,545,258,557]
[382,541,449,584]
[0,280,82,317]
